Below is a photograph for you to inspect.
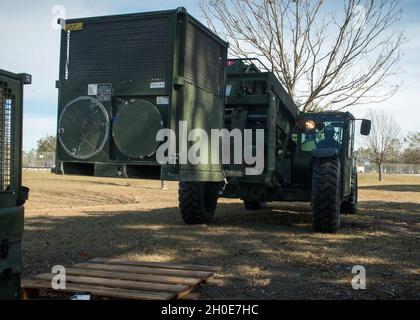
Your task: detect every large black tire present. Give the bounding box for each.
[341,171,358,215]
[244,201,267,211]
[179,182,221,224]
[312,157,341,233]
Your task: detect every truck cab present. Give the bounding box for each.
[293,112,357,199]
[291,112,371,231]
[177,58,371,233]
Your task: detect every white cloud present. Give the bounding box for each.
[23,115,57,151]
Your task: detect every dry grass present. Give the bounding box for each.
[22,171,420,299]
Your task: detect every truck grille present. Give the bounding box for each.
[65,17,171,82]
[185,21,224,96]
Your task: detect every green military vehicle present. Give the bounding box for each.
[178,59,371,233]
[55,8,227,181]
[0,69,31,299]
[54,9,370,233]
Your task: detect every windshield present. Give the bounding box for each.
[301,121,344,152]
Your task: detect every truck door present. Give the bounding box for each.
[292,133,313,187]
[0,70,30,300]
[343,118,355,197]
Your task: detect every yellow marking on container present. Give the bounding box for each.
[65,22,84,31]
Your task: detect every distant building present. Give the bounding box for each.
[357,166,365,173]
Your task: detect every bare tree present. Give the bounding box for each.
[200,0,404,112]
[404,131,420,149]
[36,134,56,153]
[402,131,420,165]
[365,110,400,181]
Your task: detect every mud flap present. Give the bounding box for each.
[0,206,24,300]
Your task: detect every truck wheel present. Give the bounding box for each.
[179,182,221,224]
[312,157,341,233]
[341,172,358,215]
[244,201,267,211]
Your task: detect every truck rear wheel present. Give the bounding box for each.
[341,171,358,215]
[179,182,221,224]
[244,201,267,211]
[312,157,341,233]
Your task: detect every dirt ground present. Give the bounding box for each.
[22,171,419,299]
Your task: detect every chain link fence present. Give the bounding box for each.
[382,163,420,175]
[359,162,420,175]
[23,151,55,169]
[21,151,419,174]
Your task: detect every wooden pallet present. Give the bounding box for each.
[22,258,221,300]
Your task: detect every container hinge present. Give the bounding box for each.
[173,77,185,88]
[177,7,187,14]
[0,240,9,260]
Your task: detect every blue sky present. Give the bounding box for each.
[0,0,419,151]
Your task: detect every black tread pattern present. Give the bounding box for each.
[244,201,267,211]
[341,171,358,215]
[312,158,341,233]
[179,182,220,224]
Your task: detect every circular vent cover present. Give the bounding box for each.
[112,99,163,159]
[58,97,110,160]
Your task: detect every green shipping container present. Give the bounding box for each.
[56,7,228,182]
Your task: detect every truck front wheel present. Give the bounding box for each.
[312,157,341,233]
[341,171,358,215]
[179,182,221,224]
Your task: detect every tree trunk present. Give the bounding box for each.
[378,162,383,181]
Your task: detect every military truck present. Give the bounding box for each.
[54,8,371,233]
[178,59,371,233]
[0,69,31,299]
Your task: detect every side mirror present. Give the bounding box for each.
[360,119,372,136]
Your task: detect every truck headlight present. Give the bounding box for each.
[305,120,316,131]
